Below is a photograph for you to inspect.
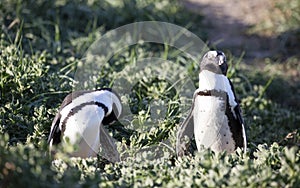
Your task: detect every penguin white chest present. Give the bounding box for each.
[61,105,105,157]
[193,95,236,153]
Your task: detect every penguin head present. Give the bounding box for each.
[101,88,122,125]
[200,50,228,75]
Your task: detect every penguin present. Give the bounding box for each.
[47,88,122,162]
[176,50,247,157]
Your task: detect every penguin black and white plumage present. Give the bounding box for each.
[47,88,122,162]
[176,50,247,156]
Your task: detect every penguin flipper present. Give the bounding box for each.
[99,125,120,163]
[228,78,247,153]
[47,112,62,145]
[234,105,247,153]
[241,122,247,153]
[176,90,198,157]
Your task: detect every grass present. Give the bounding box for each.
[1,0,300,187]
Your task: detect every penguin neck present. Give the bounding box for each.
[198,70,237,108]
[105,92,122,118]
[198,70,227,91]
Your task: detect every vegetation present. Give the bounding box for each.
[250,0,300,57]
[0,0,299,187]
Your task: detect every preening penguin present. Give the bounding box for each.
[176,51,247,156]
[47,88,122,162]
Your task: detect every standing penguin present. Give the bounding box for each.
[176,51,247,157]
[47,88,122,162]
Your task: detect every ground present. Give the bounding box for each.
[0,1,299,187]
[184,0,278,59]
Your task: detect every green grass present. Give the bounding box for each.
[1,0,300,187]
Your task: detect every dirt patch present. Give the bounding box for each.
[183,0,279,60]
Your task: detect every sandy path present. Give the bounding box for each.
[183,0,277,59]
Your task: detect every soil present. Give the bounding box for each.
[183,0,279,60]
